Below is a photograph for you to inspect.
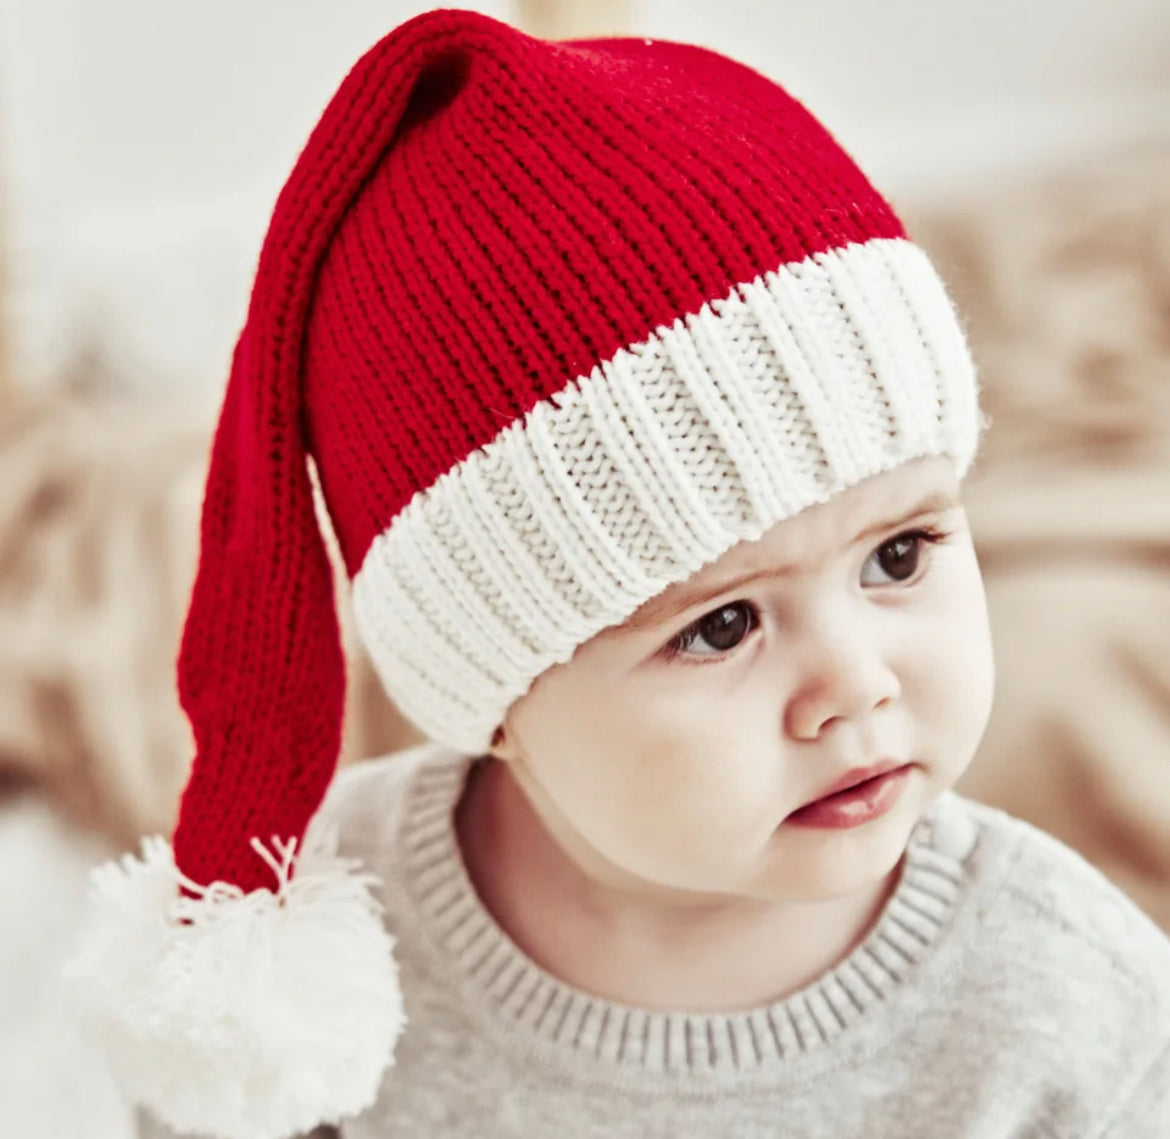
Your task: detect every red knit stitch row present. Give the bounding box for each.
[302,14,904,576]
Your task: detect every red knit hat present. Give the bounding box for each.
[68,8,983,1138]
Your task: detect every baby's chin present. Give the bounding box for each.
[752,775,935,904]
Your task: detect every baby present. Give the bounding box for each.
[68,8,1169,1139]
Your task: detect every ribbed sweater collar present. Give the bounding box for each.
[398,748,976,1080]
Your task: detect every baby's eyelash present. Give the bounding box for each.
[902,524,952,550]
[660,524,954,664]
[660,600,760,664]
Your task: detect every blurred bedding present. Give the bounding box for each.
[914,146,1170,927]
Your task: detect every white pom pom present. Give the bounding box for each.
[64,827,406,1139]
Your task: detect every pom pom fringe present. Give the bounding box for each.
[64,826,406,1139]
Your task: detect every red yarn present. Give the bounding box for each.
[174,8,905,893]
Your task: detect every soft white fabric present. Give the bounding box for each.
[70,828,405,1139]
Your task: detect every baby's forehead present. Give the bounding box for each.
[621,459,962,631]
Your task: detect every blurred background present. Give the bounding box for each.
[1,0,1168,1133]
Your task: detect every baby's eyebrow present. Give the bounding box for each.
[621,489,961,632]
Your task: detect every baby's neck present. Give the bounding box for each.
[455,759,903,1013]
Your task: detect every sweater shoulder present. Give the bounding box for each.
[308,739,463,866]
[955,793,1170,978]
[947,793,1170,1061]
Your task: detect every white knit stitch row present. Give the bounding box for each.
[352,237,983,753]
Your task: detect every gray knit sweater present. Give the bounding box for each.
[142,743,1170,1138]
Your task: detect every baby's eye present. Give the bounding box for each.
[860,526,951,587]
[663,601,759,661]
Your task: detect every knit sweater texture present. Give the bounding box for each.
[141,742,1170,1138]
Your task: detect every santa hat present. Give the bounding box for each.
[66,8,983,1138]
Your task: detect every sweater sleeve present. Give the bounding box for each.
[1100,1039,1170,1138]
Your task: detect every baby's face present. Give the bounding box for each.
[493,456,995,904]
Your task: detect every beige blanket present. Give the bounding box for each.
[2,147,1168,927]
[913,148,1170,927]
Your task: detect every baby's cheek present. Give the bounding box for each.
[541,669,781,879]
[915,559,995,755]
[632,755,777,877]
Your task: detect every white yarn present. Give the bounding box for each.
[63,828,405,1139]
